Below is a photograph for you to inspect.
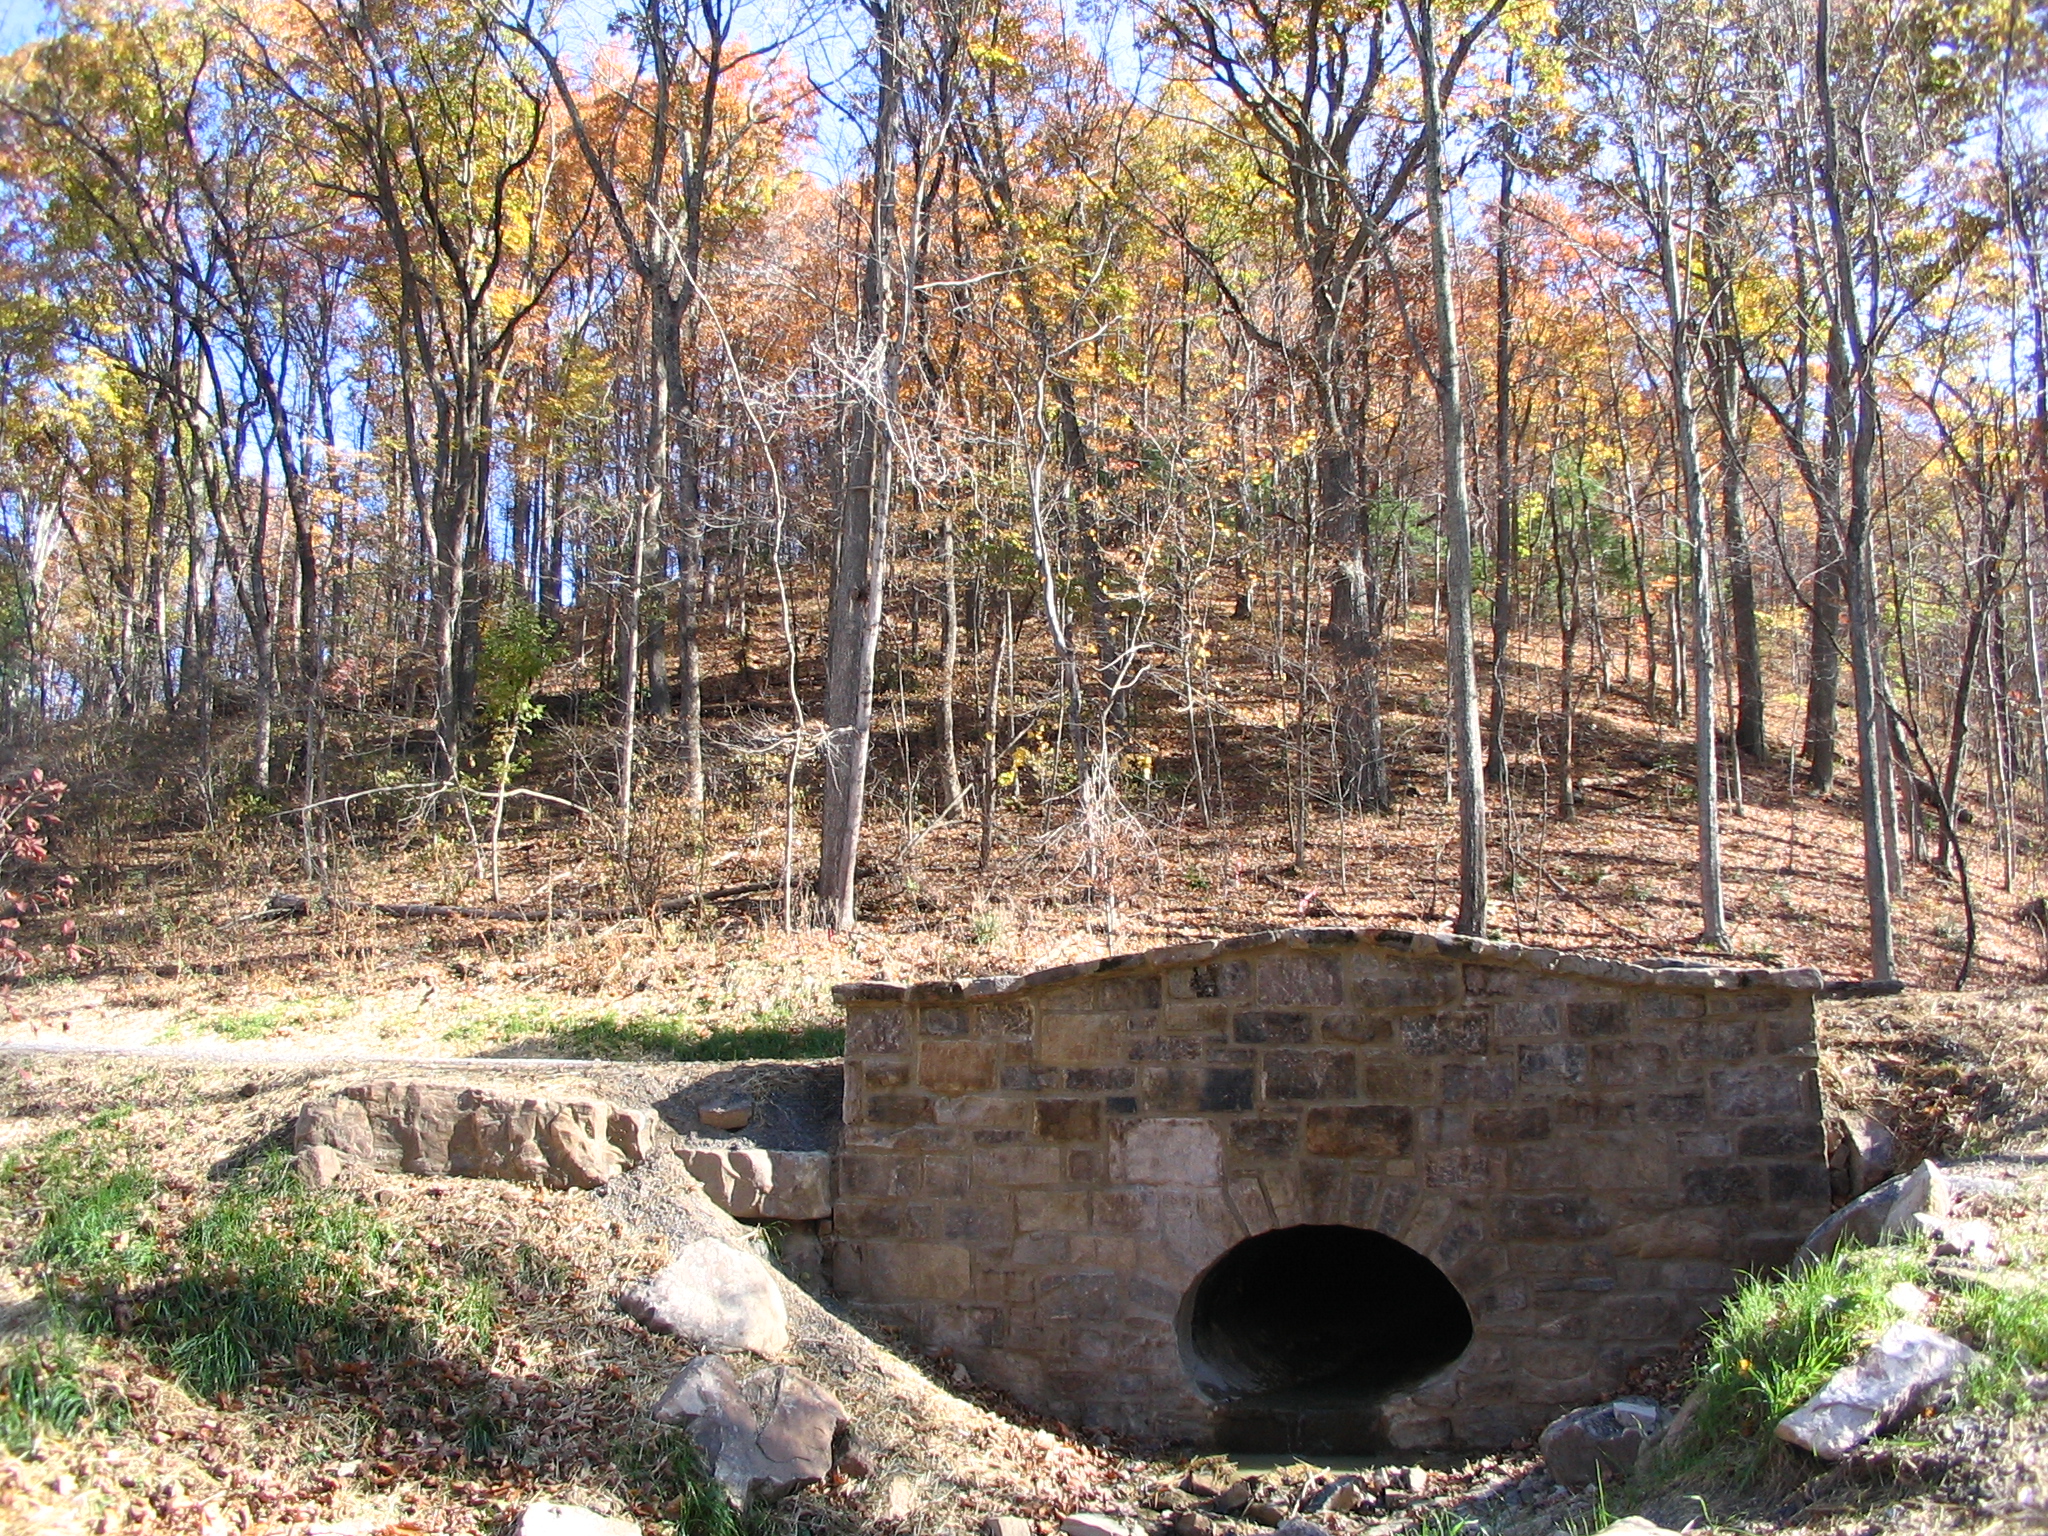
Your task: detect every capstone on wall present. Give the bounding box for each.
[829,927,1828,1451]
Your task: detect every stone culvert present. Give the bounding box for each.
[829,926,1830,1455]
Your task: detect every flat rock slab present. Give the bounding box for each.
[618,1237,790,1355]
[512,1503,640,1536]
[295,1081,657,1190]
[650,1354,850,1504]
[1062,1515,1144,1536]
[1776,1321,1978,1460]
[682,1146,832,1221]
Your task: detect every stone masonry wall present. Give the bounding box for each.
[830,927,1828,1450]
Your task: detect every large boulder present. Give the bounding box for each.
[1775,1321,1978,1460]
[1794,1159,1951,1268]
[1537,1398,1670,1488]
[294,1082,658,1190]
[618,1237,790,1355]
[682,1147,833,1221]
[650,1354,851,1504]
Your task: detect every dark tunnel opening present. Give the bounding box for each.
[1178,1224,1475,1452]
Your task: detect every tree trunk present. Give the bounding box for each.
[938,517,964,811]
[1817,0,1895,979]
[1409,0,1488,937]
[1651,179,1729,947]
[817,0,904,929]
[1486,153,1516,789]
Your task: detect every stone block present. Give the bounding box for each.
[1232,1010,1313,1043]
[1200,1067,1255,1111]
[1321,1012,1391,1042]
[1518,1042,1588,1085]
[1474,1106,1551,1142]
[923,1155,969,1197]
[1093,1189,1147,1229]
[1646,1091,1705,1123]
[845,1007,907,1054]
[858,1060,910,1091]
[1229,1117,1296,1158]
[1508,1145,1579,1188]
[1139,1066,1203,1112]
[1066,1067,1134,1091]
[1442,1063,1516,1103]
[1039,1270,1120,1320]
[1739,1121,1819,1157]
[865,1093,934,1127]
[1097,976,1162,1010]
[1039,1012,1126,1066]
[943,1204,1013,1242]
[976,1000,1033,1039]
[1304,1105,1413,1157]
[1711,1064,1811,1117]
[1682,1165,1761,1204]
[1349,959,1462,1009]
[1680,1021,1756,1059]
[1263,1049,1356,1101]
[861,1242,973,1300]
[1498,1195,1610,1239]
[1402,1011,1491,1055]
[1566,1000,1630,1038]
[1613,1210,1725,1260]
[920,1006,969,1038]
[1035,1099,1103,1142]
[973,1145,1065,1185]
[1361,1061,1433,1100]
[1590,1042,1669,1087]
[1494,1000,1562,1036]
[1426,1149,1495,1189]
[1580,1142,1665,1189]
[934,1096,1033,1131]
[1258,953,1342,1005]
[1114,1118,1222,1185]
[1178,959,1250,998]
[1769,1160,1830,1202]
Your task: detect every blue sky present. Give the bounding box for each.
[0,0,1146,182]
[0,0,48,49]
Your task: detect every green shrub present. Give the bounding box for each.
[0,1339,119,1454]
[1678,1237,2048,1485]
[1690,1244,1933,1479]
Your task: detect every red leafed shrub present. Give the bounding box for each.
[0,770,76,977]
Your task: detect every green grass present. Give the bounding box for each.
[188,999,352,1041]
[452,995,843,1061]
[0,1338,121,1454]
[1665,1237,2048,1487]
[8,1128,496,1400]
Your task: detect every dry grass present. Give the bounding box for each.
[0,1054,1152,1536]
[6,597,2046,1065]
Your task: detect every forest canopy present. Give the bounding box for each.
[2,0,2045,980]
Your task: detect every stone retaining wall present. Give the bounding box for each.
[830,927,1829,1452]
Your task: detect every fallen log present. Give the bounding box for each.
[253,884,777,925]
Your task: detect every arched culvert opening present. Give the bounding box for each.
[1178,1224,1474,1452]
